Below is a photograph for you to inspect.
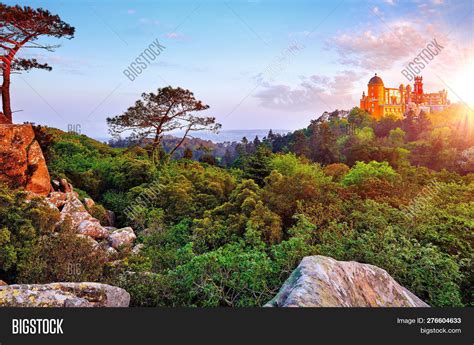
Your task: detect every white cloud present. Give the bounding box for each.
[165,32,187,40]
[254,71,362,111]
[327,21,447,71]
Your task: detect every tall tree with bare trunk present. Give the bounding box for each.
[0,4,75,123]
[107,86,221,160]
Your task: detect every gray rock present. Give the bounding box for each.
[266,256,429,307]
[57,194,109,240]
[0,282,130,307]
[77,219,109,239]
[104,245,118,257]
[132,243,144,255]
[83,197,95,210]
[47,191,67,208]
[106,210,116,227]
[75,234,100,249]
[108,227,136,250]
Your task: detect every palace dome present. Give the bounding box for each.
[368,73,384,86]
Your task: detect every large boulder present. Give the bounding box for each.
[0,124,51,195]
[266,256,429,307]
[0,282,130,307]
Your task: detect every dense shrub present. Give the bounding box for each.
[0,186,107,284]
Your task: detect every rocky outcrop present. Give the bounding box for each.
[48,191,67,208]
[83,197,95,209]
[0,282,130,307]
[108,227,136,249]
[266,256,429,307]
[48,188,137,252]
[0,124,52,195]
[77,219,109,239]
[57,193,108,239]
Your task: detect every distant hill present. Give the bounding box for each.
[95,129,290,145]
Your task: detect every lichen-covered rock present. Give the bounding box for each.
[75,234,100,249]
[60,193,87,214]
[83,197,95,210]
[108,227,136,250]
[57,194,108,239]
[0,124,52,195]
[77,219,109,239]
[47,191,68,208]
[132,243,144,255]
[266,256,429,307]
[0,282,130,307]
[105,245,118,257]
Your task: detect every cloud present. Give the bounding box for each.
[127,9,136,15]
[165,32,187,40]
[327,22,443,71]
[384,0,395,5]
[254,71,363,111]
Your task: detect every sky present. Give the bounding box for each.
[4,0,474,139]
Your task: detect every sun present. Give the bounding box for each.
[450,60,474,107]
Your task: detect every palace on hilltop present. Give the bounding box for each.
[359,74,450,120]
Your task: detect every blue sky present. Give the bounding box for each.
[4,0,473,138]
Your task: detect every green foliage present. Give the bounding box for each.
[0,186,107,283]
[241,146,272,186]
[342,161,399,186]
[355,126,375,143]
[88,203,109,225]
[168,243,275,307]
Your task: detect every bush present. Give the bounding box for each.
[342,161,399,186]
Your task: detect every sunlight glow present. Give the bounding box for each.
[450,60,474,108]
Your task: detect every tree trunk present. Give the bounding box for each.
[169,126,192,157]
[1,63,12,124]
[152,130,161,153]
